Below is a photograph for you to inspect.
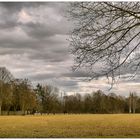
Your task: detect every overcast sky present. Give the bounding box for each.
[0,2,140,96]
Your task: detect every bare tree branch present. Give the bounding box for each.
[68,2,140,85]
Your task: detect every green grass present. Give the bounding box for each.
[0,114,140,138]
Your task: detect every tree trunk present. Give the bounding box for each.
[0,100,2,115]
[133,97,136,113]
[7,106,11,115]
[14,107,16,115]
[7,110,10,115]
[129,94,132,114]
[23,110,26,115]
[0,105,1,115]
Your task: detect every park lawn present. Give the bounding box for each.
[0,114,140,138]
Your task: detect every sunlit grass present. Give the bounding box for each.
[0,114,140,138]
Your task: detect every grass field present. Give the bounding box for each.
[0,114,140,138]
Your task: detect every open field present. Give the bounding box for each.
[0,114,140,138]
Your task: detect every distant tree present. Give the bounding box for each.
[18,79,37,115]
[136,96,140,113]
[64,93,82,114]
[132,93,138,113]
[129,92,138,113]
[69,2,140,84]
[35,84,60,114]
[129,92,132,113]
[117,95,126,113]
[2,83,13,115]
[0,81,4,115]
[108,93,119,113]
[75,93,83,113]
[84,94,92,113]
[11,79,21,113]
[91,90,105,113]
[0,81,13,115]
[34,83,44,114]
[45,85,60,114]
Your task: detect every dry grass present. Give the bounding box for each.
[0,114,140,138]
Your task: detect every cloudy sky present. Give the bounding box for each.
[0,2,140,96]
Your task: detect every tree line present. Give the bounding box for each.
[0,78,140,115]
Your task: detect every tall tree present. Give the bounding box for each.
[84,94,92,113]
[18,79,36,115]
[0,81,4,115]
[34,83,44,114]
[2,83,13,115]
[35,84,60,114]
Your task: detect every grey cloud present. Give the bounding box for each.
[28,48,70,63]
[56,79,78,88]
[0,3,31,29]
[0,10,18,30]
[62,71,92,78]
[0,2,77,94]
[0,48,25,55]
[28,73,59,81]
[20,16,71,40]
[0,2,45,13]
[21,22,55,39]
[0,3,43,30]
[0,21,17,30]
[0,2,139,96]
[0,2,71,34]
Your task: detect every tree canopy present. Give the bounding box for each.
[69,2,140,84]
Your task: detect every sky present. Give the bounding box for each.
[0,2,140,96]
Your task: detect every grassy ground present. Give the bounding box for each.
[0,114,140,138]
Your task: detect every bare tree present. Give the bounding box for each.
[35,84,60,114]
[129,92,137,113]
[2,83,13,115]
[132,92,137,113]
[0,67,14,115]
[0,81,4,115]
[69,2,140,84]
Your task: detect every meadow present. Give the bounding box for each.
[0,114,140,138]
